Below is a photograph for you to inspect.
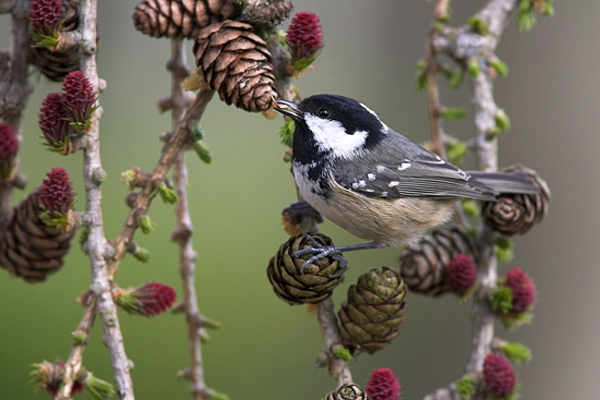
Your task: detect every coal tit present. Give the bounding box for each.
[275,94,537,265]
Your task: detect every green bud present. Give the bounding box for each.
[201,316,222,330]
[449,70,464,90]
[544,3,555,17]
[446,141,468,164]
[467,59,480,79]
[491,286,513,313]
[138,215,156,234]
[133,246,151,263]
[85,373,116,400]
[490,58,509,77]
[433,22,445,31]
[437,12,450,23]
[332,346,353,361]
[156,183,179,205]
[73,331,87,345]
[278,118,295,147]
[415,60,428,91]
[501,342,532,364]
[495,108,511,132]
[189,123,204,141]
[517,0,537,31]
[199,330,211,344]
[208,391,230,400]
[194,141,212,164]
[468,16,489,36]
[461,199,480,218]
[121,168,137,189]
[79,225,89,249]
[496,245,514,263]
[495,235,513,250]
[456,375,476,400]
[441,107,467,121]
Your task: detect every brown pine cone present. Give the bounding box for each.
[399,226,477,296]
[28,0,83,82]
[481,164,550,236]
[0,190,75,282]
[193,21,278,112]
[132,0,241,39]
[267,233,345,305]
[338,267,407,354]
[323,384,370,400]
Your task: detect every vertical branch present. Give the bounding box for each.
[77,1,135,399]
[57,297,97,400]
[167,39,210,400]
[316,299,353,387]
[425,0,451,158]
[0,0,31,228]
[424,0,469,227]
[423,1,520,399]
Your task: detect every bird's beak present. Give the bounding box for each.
[274,99,302,120]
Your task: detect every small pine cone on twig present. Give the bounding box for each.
[28,0,84,82]
[0,190,75,282]
[0,168,76,282]
[398,226,478,296]
[481,164,550,236]
[132,0,242,39]
[193,21,278,112]
[267,233,345,305]
[323,383,370,400]
[338,267,407,354]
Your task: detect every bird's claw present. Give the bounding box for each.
[292,237,347,278]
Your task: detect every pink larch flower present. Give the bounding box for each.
[0,123,19,178]
[116,282,177,317]
[504,267,536,313]
[446,253,477,295]
[60,71,97,131]
[483,353,516,398]
[29,0,63,38]
[365,368,401,400]
[285,12,324,70]
[39,167,74,215]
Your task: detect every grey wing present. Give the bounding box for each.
[333,152,498,201]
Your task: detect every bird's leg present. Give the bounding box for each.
[293,238,379,276]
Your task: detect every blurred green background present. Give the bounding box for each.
[1,1,598,399]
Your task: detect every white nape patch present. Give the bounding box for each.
[397,161,411,171]
[367,173,376,181]
[360,102,389,133]
[304,113,368,158]
[388,181,400,188]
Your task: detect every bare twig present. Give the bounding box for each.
[167,39,212,400]
[316,299,353,387]
[56,296,96,400]
[0,0,31,229]
[423,0,469,227]
[77,1,135,399]
[108,88,215,278]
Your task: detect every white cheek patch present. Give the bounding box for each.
[304,113,368,158]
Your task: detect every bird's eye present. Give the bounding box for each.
[318,108,330,118]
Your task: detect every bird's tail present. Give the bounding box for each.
[467,170,539,194]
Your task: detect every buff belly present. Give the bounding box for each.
[299,179,455,247]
